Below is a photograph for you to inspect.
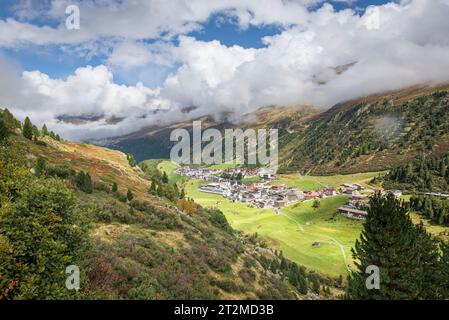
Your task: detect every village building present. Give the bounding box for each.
[339,206,368,220]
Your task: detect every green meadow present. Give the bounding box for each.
[275,171,385,190]
[157,161,185,184]
[185,179,362,276]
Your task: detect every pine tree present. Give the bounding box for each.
[84,173,93,194]
[32,125,39,139]
[75,171,93,193]
[413,223,444,299]
[1,108,18,131]
[111,182,118,193]
[127,188,134,202]
[0,119,9,141]
[149,180,156,195]
[346,193,440,300]
[22,117,33,140]
[75,171,86,190]
[35,156,47,177]
[157,185,164,197]
[180,188,185,199]
[162,171,169,183]
[42,124,48,136]
[440,242,449,297]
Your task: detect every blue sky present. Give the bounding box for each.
[2,0,446,141]
[0,0,394,85]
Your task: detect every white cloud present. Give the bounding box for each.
[1,0,449,140]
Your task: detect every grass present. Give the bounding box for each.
[209,160,238,170]
[139,159,163,171]
[157,160,185,184]
[276,171,385,190]
[185,179,362,276]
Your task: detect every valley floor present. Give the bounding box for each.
[185,179,361,277]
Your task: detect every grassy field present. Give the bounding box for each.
[275,171,385,190]
[185,179,362,276]
[209,160,239,170]
[156,160,185,184]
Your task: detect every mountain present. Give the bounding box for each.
[0,110,338,300]
[98,106,317,163]
[100,84,449,175]
[278,84,449,174]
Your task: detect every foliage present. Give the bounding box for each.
[346,193,446,299]
[384,153,449,192]
[75,171,93,194]
[22,117,33,140]
[126,154,136,167]
[0,119,9,141]
[126,188,134,202]
[410,195,449,226]
[0,143,89,299]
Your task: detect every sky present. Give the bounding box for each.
[1,0,449,141]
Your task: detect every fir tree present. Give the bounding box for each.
[149,179,157,195]
[22,117,33,140]
[440,242,449,297]
[35,156,47,177]
[111,182,118,193]
[346,193,440,299]
[180,188,185,199]
[127,188,134,202]
[75,171,93,194]
[1,108,18,131]
[84,173,93,194]
[0,119,9,141]
[41,124,49,136]
[162,171,169,183]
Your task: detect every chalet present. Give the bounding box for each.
[199,183,226,195]
[286,189,304,202]
[274,199,288,208]
[339,206,368,220]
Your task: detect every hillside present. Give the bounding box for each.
[0,111,339,300]
[100,85,449,175]
[278,85,449,174]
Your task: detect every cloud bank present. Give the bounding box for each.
[1,0,449,140]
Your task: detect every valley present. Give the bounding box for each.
[155,161,373,276]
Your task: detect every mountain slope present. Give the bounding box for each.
[278,85,449,174]
[100,84,449,175]
[1,114,338,300]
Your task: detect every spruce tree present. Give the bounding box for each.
[0,119,9,141]
[440,242,449,298]
[84,173,93,194]
[2,108,18,130]
[22,117,33,140]
[180,188,185,199]
[346,193,440,299]
[162,171,169,183]
[127,188,134,202]
[42,124,49,136]
[35,156,47,177]
[149,180,157,195]
[413,223,443,299]
[75,171,86,190]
